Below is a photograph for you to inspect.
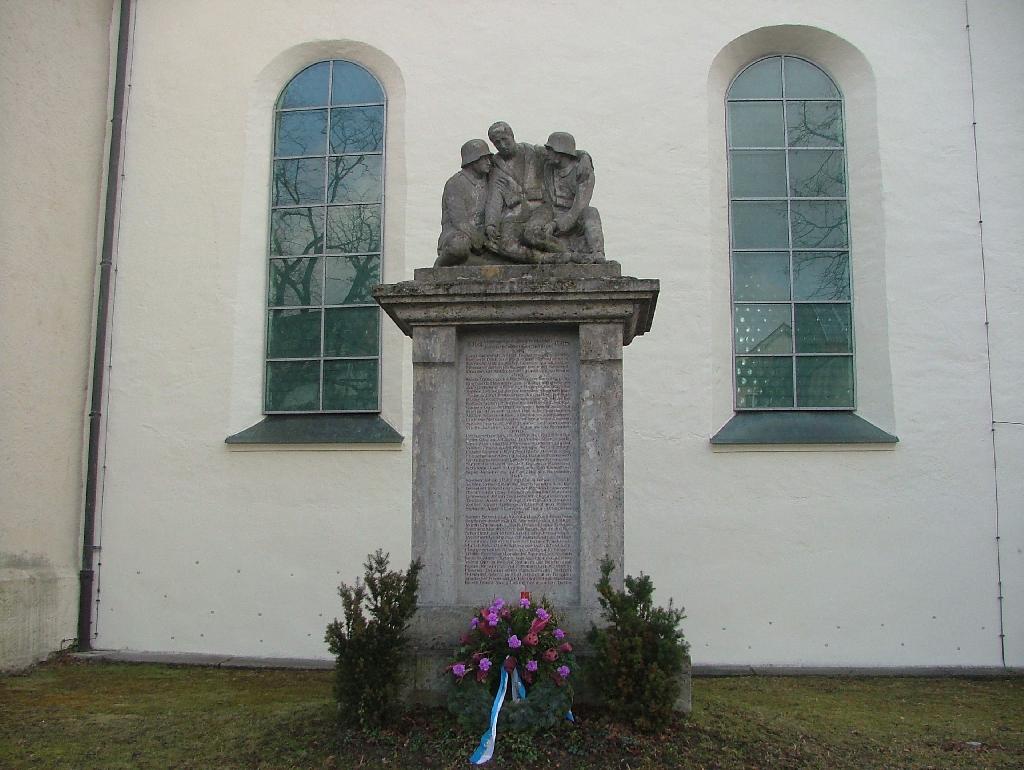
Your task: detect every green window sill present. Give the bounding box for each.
[711,412,898,445]
[225,414,403,446]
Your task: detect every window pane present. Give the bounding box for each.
[323,359,378,410]
[328,155,383,204]
[796,356,853,407]
[330,106,385,153]
[324,307,378,357]
[268,258,322,306]
[326,204,382,253]
[729,57,782,99]
[266,361,320,412]
[278,61,330,109]
[791,201,848,248]
[267,309,321,358]
[269,207,324,256]
[795,304,852,353]
[783,58,839,99]
[786,101,843,147]
[788,150,846,197]
[326,254,380,304]
[273,158,325,206]
[731,201,789,249]
[734,303,793,354]
[729,150,787,197]
[733,252,790,301]
[275,110,327,157]
[727,102,784,147]
[793,252,850,301]
[736,356,794,408]
[331,60,384,105]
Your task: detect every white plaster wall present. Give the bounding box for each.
[92,0,1022,666]
[0,0,114,669]
[969,0,1024,665]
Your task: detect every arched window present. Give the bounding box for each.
[265,60,385,413]
[727,56,853,410]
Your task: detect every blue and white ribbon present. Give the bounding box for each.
[469,666,509,765]
[510,667,526,702]
[468,661,575,763]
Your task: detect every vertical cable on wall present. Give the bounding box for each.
[964,0,1005,667]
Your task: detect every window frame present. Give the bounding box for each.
[264,59,387,415]
[726,54,856,412]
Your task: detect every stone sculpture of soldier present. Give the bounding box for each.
[436,124,605,266]
[435,139,493,266]
[531,131,605,260]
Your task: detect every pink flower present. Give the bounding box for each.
[524,632,539,647]
[503,656,517,672]
[559,642,573,653]
[543,648,559,662]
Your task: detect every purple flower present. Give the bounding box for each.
[479,657,492,672]
[492,597,505,610]
[508,635,522,649]
[526,659,538,672]
[553,628,565,640]
[452,663,466,678]
[470,618,479,629]
[536,608,550,622]
[519,597,531,608]
[557,665,571,679]
[487,612,499,627]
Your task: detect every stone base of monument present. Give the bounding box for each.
[374,262,691,714]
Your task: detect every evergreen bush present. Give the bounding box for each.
[586,557,689,732]
[324,549,422,728]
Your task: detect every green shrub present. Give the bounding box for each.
[586,557,689,732]
[324,549,422,728]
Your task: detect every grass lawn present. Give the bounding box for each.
[1,659,1021,769]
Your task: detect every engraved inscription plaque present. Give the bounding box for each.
[457,328,580,605]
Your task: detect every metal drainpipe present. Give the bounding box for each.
[78,0,133,651]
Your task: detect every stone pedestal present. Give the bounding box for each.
[374,262,687,707]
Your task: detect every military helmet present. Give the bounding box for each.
[460,139,492,167]
[545,131,576,156]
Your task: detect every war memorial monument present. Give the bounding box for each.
[374,123,686,705]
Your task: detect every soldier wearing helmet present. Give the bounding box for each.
[435,139,494,266]
[527,131,605,259]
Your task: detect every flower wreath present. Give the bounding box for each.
[446,595,576,732]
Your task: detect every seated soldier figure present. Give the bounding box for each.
[435,139,493,266]
[483,121,547,264]
[525,131,605,261]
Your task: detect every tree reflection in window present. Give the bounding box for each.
[727,56,854,409]
[266,60,385,413]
